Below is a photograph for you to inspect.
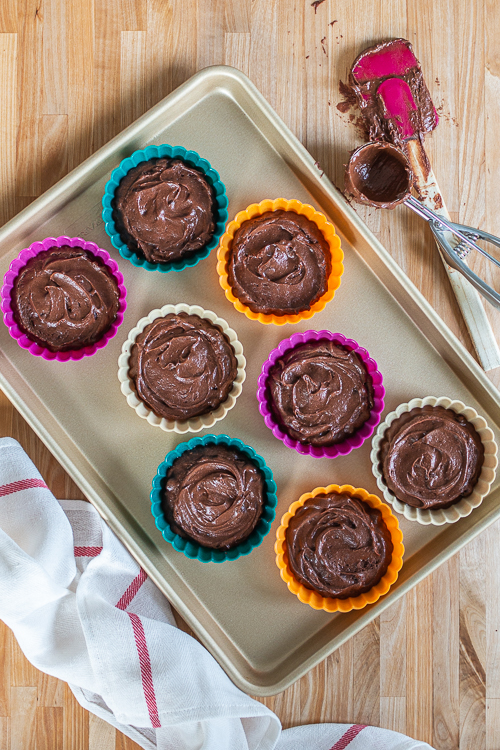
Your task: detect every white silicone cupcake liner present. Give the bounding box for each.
[118,303,246,434]
[370,396,498,525]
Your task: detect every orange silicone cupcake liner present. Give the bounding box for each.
[275,483,404,613]
[216,198,344,325]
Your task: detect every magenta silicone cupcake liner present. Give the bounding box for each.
[257,330,385,459]
[1,236,127,362]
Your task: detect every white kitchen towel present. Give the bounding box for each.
[0,437,435,750]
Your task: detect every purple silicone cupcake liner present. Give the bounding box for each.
[1,236,127,362]
[257,330,385,459]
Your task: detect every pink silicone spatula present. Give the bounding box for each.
[350,39,500,371]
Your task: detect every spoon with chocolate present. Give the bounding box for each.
[345,141,500,310]
[347,38,500,369]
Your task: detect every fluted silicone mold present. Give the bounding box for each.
[151,434,278,563]
[371,396,498,525]
[216,198,344,325]
[275,483,404,613]
[118,303,246,434]
[257,329,384,458]
[1,236,127,362]
[102,144,228,272]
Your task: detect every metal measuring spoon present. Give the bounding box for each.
[345,142,500,310]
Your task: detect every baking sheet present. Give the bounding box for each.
[1,65,500,695]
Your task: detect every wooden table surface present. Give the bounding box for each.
[1,0,500,748]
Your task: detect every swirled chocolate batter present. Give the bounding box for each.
[286,492,393,599]
[227,211,331,316]
[129,313,237,421]
[163,444,265,549]
[112,158,216,264]
[267,340,373,446]
[379,405,484,510]
[12,246,120,352]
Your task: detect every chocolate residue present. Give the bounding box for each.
[321,36,327,55]
[330,19,338,25]
[344,142,411,209]
[311,0,326,11]
[433,194,444,210]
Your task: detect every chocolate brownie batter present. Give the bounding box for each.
[227,210,331,316]
[344,142,412,208]
[129,312,237,421]
[379,405,484,510]
[112,158,216,264]
[163,444,265,550]
[286,492,393,599]
[12,246,120,352]
[267,340,373,446]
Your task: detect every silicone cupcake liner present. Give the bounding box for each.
[370,396,499,526]
[151,434,278,563]
[257,330,385,459]
[216,198,344,325]
[1,236,127,362]
[275,483,404,613]
[118,303,246,433]
[102,144,228,273]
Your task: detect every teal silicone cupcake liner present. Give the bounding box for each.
[150,434,278,563]
[102,144,228,273]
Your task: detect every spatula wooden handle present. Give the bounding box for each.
[405,138,500,371]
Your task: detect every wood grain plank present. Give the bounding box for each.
[16,0,42,197]
[37,706,63,750]
[144,1,173,111]
[89,713,115,750]
[10,687,37,750]
[380,696,406,735]
[274,0,305,143]
[0,33,17,226]
[460,535,486,750]
[120,31,146,130]
[486,521,500,698]
[93,0,121,152]
[63,682,89,750]
[249,0,277,109]
[0,717,9,750]
[120,0,146,32]
[406,577,433,745]
[43,0,68,115]
[39,672,65,708]
[115,731,143,750]
[41,114,68,193]
[0,623,10,717]
[486,698,500,750]
[225,0,250,33]
[380,597,406,698]
[224,32,250,76]
[353,619,380,726]
[10,628,38,688]
[433,558,459,750]
[0,1,17,33]
[197,0,224,70]
[67,0,94,170]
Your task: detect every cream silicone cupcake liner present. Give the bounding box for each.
[118,303,246,434]
[370,396,498,526]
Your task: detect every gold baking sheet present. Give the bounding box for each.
[1,66,500,696]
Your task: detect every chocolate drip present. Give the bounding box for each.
[163,444,265,550]
[129,313,237,421]
[286,492,393,599]
[12,246,120,352]
[228,211,331,316]
[267,340,373,446]
[379,406,484,510]
[112,158,215,264]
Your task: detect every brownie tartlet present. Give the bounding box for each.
[378,405,485,511]
[128,312,238,421]
[285,491,394,599]
[227,210,331,316]
[11,245,120,353]
[162,443,265,550]
[112,157,216,265]
[267,339,374,446]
